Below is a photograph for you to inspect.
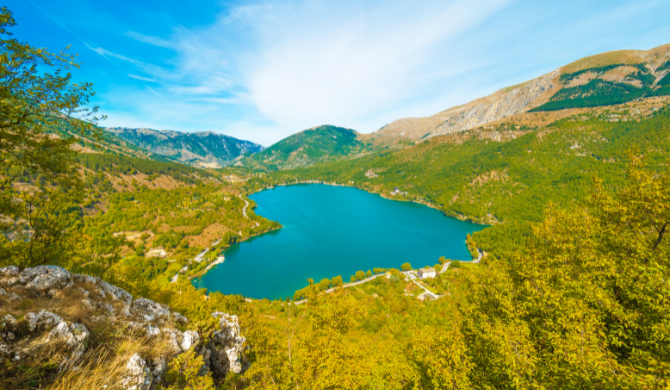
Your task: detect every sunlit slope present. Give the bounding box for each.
[270,98,670,225]
[366,43,670,144]
[242,125,367,170]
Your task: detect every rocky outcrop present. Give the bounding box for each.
[0,266,247,389]
[201,312,248,376]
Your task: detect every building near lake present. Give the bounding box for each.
[418,267,436,279]
[145,247,167,258]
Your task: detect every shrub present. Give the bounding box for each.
[332,275,343,287]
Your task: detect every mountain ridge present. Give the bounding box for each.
[105,127,265,168]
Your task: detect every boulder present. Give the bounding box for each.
[25,310,64,332]
[180,330,199,352]
[131,298,171,322]
[122,353,153,390]
[20,266,73,292]
[204,312,247,375]
[74,274,132,305]
[0,266,19,277]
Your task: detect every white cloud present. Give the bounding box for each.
[94,0,669,145]
[111,0,513,144]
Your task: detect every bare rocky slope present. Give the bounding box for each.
[363,43,670,145]
[0,265,246,389]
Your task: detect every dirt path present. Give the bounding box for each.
[239,195,260,228]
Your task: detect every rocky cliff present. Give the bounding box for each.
[0,265,246,389]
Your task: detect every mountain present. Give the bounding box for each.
[242,125,367,170]
[105,127,265,168]
[366,43,670,145]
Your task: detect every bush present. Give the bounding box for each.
[373,268,386,274]
[366,270,372,278]
[401,263,412,271]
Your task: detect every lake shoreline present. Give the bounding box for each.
[195,183,487,299]
[250,180,492,226]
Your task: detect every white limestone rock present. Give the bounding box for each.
[25,310,64,332]
[123,353,153,390]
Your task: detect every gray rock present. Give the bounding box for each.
[180,330,199,352]
[25,310,64,332]
[205,312,247,375]
[73,274,132,305]
[20,266,73,292]
[173,311,188,325]
[47,322,89,348]
[130,298,171,322]
[6,292,21,302]
[122,353,153,390]
[3,314,18,331]
[0,266,19,277]
[0,341,11,356]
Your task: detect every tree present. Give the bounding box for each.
[80,234,129,279]
[354,270,366,281]
[401,263,412,271]
[332,275,343,287]
[0,7,101,269]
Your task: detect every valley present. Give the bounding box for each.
[2,12,669,388]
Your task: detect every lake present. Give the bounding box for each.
[192,184,486,300]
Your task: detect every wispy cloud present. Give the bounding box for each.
[87,0,670,145]
[128,74,158,82]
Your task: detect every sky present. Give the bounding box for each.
[6,0,670,146]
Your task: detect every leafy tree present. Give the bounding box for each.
[331,275,343,287]
[401,263,412,271]
[79,234,129,279]
[0,7,101,269]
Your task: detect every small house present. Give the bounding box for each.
[145,248,167,258]
[418,267,436,279]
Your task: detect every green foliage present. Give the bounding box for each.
[401,263,412,271]
[160,349,214,389]
[244,125,368,170]
[331,275,343,287]
[0,7,100,269]
[532,64,670,112]
[78,153,211,185]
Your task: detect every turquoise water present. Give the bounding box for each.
[193,184,486,300]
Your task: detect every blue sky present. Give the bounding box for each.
[6,0,670,145]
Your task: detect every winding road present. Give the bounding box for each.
[239,195,260,228]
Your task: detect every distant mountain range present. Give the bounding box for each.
[104,127,265,168]
[99,43,670,171]
[241,43,670,171]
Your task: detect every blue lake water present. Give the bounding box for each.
[192,184,486,300]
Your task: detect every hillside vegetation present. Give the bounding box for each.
[242,125,368,170]
[106,127,265,168]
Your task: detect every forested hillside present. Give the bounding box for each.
[106,127,265,168]
[242,125,369,170]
